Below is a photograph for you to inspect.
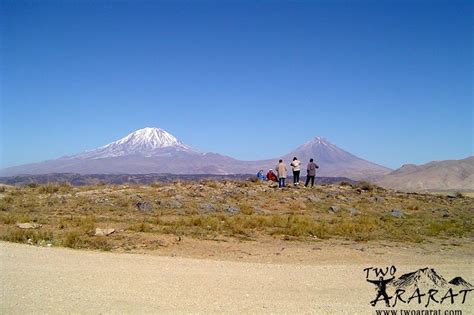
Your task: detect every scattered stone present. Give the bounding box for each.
[390,209,404,218]
[224,205,240,214]
[190,192,204,198]
[297,202,307,210]
[348,208,359,216]
[336,195,347,201]
[210,196,224,204]
[307,195,320,202]
[433,208,450,218]
[199,203,216,213]
[168,200,182,209]
[246,190,257,197]
[329,205,340,214]
[165,188,177,195]
[16,223,42,229]
[268,182,278,188]
[375,196,385,203]
[326,191,337,198]
[175,209,186,215]
[136,201,153,212]
[94,228,115,236]
[254,208,272,215]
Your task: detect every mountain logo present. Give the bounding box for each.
[364,266,473,308]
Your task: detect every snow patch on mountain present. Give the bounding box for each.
[62,127,196,160]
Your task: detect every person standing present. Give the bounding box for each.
[276,159,287,188]
[290,157,301,186]
[305,158,319,187]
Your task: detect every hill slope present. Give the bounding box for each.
[376,156,474,191]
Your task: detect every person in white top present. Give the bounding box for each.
[290,157,301,186]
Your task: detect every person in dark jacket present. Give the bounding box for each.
[304,158,319,187]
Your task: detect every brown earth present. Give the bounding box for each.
[1,180,473,313]
[1,240,473,314]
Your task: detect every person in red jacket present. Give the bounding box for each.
[266,169,278,182]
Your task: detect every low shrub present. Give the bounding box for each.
[62,231,85,248]
[0,228,54,244]
[38,184,60,194]
[355,181,375,192]
[128,222,153,232]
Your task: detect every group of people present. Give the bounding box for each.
[256,157,319,188]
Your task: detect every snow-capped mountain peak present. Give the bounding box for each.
[65,127,195,160]
[296,136,339,152]
[108,127,185,150]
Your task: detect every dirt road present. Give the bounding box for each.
[1,241,473,314]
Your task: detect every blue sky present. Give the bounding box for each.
[1,0,472,169]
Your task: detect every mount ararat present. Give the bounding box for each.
[0,127,390,179]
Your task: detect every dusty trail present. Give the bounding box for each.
[1,241,473,314]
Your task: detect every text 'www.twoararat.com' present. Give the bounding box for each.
[375,310,464,315]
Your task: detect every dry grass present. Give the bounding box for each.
[0,181,472,251]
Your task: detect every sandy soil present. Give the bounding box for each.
[1,240,473,314]
[124,234,474,266]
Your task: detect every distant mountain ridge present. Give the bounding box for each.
[0,173,357,186]
[1,127,390,179]
[376,156,474,191]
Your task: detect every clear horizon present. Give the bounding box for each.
[1,1,472,169]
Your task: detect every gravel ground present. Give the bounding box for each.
[1,241,473,314]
